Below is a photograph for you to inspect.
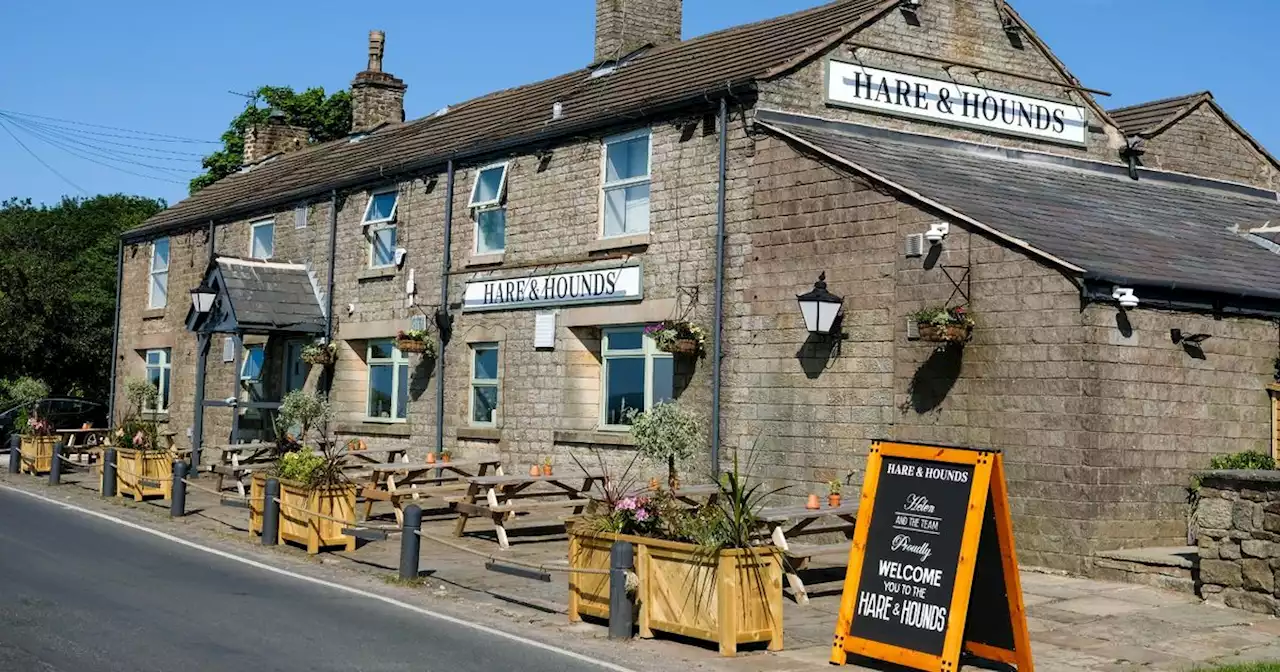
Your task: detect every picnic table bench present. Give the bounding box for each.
[757,500,858,605]
[358,458,503,525]
[454,470,606,549]
[209,443,411,496]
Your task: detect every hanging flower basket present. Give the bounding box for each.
[645,320,708,357]
[395,330,436,357]
[301,342,337,366]
[911,305,975,343]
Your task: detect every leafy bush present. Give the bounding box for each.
[1209,450,1276,471]
[0,376,48,409]
[274,390,331,448]
[276,450,328,486]
[115,376,160,451]
[909,305,974,327]
[628,402,705,488]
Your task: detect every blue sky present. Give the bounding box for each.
[2,1,1277,207]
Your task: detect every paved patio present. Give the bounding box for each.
[13,466,1280,671]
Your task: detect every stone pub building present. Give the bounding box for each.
[114,0,1280,573]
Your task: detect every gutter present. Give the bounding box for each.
[710,97,728,475]
[122,82,760,244]
[435,160,455,459]
[107,240,124,422]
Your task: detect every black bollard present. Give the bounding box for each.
[609,540,635,640]
[262,478,280,546]
[170,460,187,517]
[399,504,423,580]
[103,448,117,497]
[7,435,18,474]
[48,441,64,485]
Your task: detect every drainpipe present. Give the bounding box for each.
[710,97,728,475]
[323,189,339,394]
[435,161,455,459]
[107,240,124,423]
[192,220,216,467]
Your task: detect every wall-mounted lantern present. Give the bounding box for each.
[796,272,844,335]
[190,283,217,314]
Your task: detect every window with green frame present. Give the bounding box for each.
[600,326,673,428]
[367,339,408,421]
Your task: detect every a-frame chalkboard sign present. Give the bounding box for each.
[830,441,1033,672]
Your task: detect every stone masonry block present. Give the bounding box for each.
[1219,541,1241,560]
[1197,497,1233,530]
[1199,559,1243,588]
[1242,559,1275,593]
[1234,500,1261,532]
[1223,588,1279,617]
[1242,539,1276,559]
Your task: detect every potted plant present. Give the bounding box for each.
[911,305,974,343]
[109,377,176,501]
[18,411,57,475]
[568,448,784,656]
[249,391,357,554]
[644,320,708,357]
[542,455,554,477]
[629,402,703,489]
[300,341,337,366]
[394,329,437,357]
[441,449,453,464]
[827,480,842,508]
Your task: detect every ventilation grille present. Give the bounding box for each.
[904,233,925,258]
[906,319,920,340]
[409,314,428,331]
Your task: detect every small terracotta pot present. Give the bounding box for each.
[529,465,541,477]
[542,464,553,477]
[828,494,841,508]
[649,477,660,491]
[426,452,436,464]
[806,493,821,510]
[441,454,451,463]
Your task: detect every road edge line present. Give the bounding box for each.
[0,484,637,672]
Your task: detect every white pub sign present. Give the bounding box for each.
[826,60,1088,145]
[462,265,642,312]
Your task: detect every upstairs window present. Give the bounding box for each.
[601,129,651,237]
[249,220,274,260]
[470,163,509,255]
[364,189,400,268]
[148,238,169,309]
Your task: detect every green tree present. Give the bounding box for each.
[0,195,164,401]
[189,86,352,193]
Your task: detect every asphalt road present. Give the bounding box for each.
[0,487,615,672]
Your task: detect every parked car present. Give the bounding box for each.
[0,398,107,447]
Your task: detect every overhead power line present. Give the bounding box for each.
[0,108,221,144]
[0,114,208,158]
[1,117,192,186]
[0,118,89,196]
[5,116,195,177]
[0,114,205,164]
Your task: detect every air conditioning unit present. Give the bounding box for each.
[904,233,925,258]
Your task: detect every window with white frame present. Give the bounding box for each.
[470,343,499,426]
[294,204,308,229]
[601,327,672,428]
[601,129,651,238]
[144,348,171,413]
[469,163,509,255]
[364,189,400,268]
[148,238,170,309]
[367,339,408,421]
[249,220,274,259]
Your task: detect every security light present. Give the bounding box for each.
[924,222,949,244]
[1112,287,1139,309]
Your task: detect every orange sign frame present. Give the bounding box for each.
[829,441,1034,672]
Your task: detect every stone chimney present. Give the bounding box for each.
[243,110,309,165]
[351,30,407,133]
[594,0,682,64]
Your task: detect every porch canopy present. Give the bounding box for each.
[186,256,326,335]
[186,256,327,465]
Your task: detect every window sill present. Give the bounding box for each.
[141,308,166,320]
[553,430,635,448]
[588,233,650,253]
[463,253,505,268]
[456,426,502,441]
[358,267,398,281]
[335,422,411,438]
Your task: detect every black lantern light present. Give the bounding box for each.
[796,272,843,335]
[190,283,217,314]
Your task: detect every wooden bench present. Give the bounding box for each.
[758,501,858,605]
[454,470,604,549]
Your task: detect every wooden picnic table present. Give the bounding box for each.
[359,458,504,525]
[756,500,858,605]
[454,469,606,549]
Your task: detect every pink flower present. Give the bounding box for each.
[616,497,637,511]
[132,431,146,447]
[634,508,650,522]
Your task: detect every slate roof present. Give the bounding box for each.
[758,110,1280,301]
[216,257,325,333]
[128,0,894,241]
[1108,92,1210,137]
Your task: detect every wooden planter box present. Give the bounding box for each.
[19,435,57,474]
[250,473,356,554]
[112,449,173,501]
[917,322,972,343]
[567,528,783,656]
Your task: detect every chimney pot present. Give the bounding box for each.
[594,0,682,64]
[368,30,385,73]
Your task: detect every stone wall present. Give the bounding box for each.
[1141,104,1280,191]
[1195,470,1280,616]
